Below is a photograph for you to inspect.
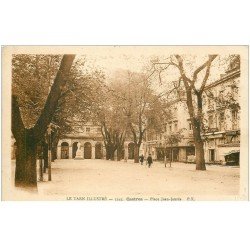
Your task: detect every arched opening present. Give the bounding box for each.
[128,142,134,159]
[61,142,69,159]
[72,142,79,158]
[84,142,92,159]
[95,143,102,159]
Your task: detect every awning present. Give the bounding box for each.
[223,150,240,156]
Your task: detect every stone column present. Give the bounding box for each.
[57,146,61,159]
[92,145,95,159]
[69,146,73,159]
[82,145,85,159]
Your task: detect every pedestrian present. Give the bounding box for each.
[147,153,153,168]
[139,154,144,165]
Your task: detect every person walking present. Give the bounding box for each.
[147,154,153,168]
[139,154,144,165]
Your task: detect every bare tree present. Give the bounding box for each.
[152,55,217,170]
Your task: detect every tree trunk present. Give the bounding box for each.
[43,142,48,173]
[134,144,139,163]
[193,129,206,170]
[51,146,56,162]
[117,147,123,161]
[184,89,206,171]
[105,144,111,160]
[169,147,172,168]
[192,119,206,170]
[110,147,115,161]
[195,140,206,170]
[106,151,110,160]
[164,148,167,168]
[51,133,59,161]
[15,131,37,189]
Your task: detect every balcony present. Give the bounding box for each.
[205,127,219,133]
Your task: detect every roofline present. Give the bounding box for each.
[205,69,240,90]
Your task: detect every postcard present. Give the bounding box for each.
[2,46,248,201]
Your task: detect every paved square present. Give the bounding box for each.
[31,159,240,200]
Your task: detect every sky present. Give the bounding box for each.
[75,46,233,90]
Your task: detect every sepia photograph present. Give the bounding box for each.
[1,46,248,201]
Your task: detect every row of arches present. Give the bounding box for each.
[61,142,136,159]
[11,141,137,160]
[61,142,103,159]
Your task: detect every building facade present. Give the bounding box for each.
[56,122,104,160]
[145,98,195,162]
[202,67,240,164]
[56,123,138,160]
[146,65,240,165]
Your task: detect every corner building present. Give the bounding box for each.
[147,64,240,165]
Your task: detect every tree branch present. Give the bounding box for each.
[33,55,75,142]
[200,55,217,92]
[192,55,217,85]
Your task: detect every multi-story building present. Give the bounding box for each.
[202,65,240,165]
[145,98,195,162]
[146,61,240,165]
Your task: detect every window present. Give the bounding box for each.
[209,149,215,162]
[219,112,225,131]
[208,98,211,106]
[189,122,192,130]
[86,127,90,133]
[208,115,214,128]
[231,84,238,99]
[208,96,214,110]
[169,124,172,132]
[219,90,224,102]
[173,107,177,118]
[232,110,239,129]
[174,122,178,132]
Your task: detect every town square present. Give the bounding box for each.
[2,46,248,201]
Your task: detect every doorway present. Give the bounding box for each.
[209,149,215,162]
[61,142,69,159]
